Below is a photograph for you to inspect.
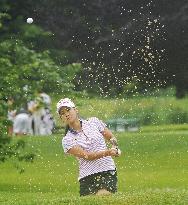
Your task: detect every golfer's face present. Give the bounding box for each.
[59,107,77,124]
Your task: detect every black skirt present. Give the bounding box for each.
[79,169,117,196]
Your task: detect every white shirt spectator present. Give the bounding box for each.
[13,111,31,135]
[40,92,51,108]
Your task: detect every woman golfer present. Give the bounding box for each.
[57,98,121,196]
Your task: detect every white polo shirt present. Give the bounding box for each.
[62,117,116,180]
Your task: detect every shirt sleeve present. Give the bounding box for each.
[89,117,107,132]
[62,133,77,153]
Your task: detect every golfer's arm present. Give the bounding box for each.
[101,127,118,147]
[67,146,110,160]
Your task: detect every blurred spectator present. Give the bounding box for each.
[28,91,55,136]
[39,91,52,109]
[41,108,55,135]
[13,108,32,136]
[37,91,55,135]
[28,97,45,136]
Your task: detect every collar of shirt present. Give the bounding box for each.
[68,119,84,135]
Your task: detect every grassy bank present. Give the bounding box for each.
[52,96,188,127]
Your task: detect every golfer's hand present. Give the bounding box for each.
[108,147,121,157]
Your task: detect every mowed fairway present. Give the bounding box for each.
[0,125,188,205]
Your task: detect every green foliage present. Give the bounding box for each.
[0,39,63,98]
[0,5,61,165]
[0,39,63,164]
[21,24,52,40]
[0,0,82,168]
[0,12,11,29]
[58,63,82,92]
[0,99,35,164]
[167,107,188,124]
[0,0,82,166]
[0,137,35,163]
[0,0,11,30]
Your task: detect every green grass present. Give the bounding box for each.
[0,125,188,204]
[0,189,187,205]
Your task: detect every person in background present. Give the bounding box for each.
[28,96,46,136]
[13,107,32,136]
[41,108,55,135]
[56,98,121,196]
[39,91,55,135]
[39,91,52,109]
[28,93,54,136]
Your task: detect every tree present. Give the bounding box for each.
[0,1,79,165]
[0,38,63,164]
[0,2,35,165]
